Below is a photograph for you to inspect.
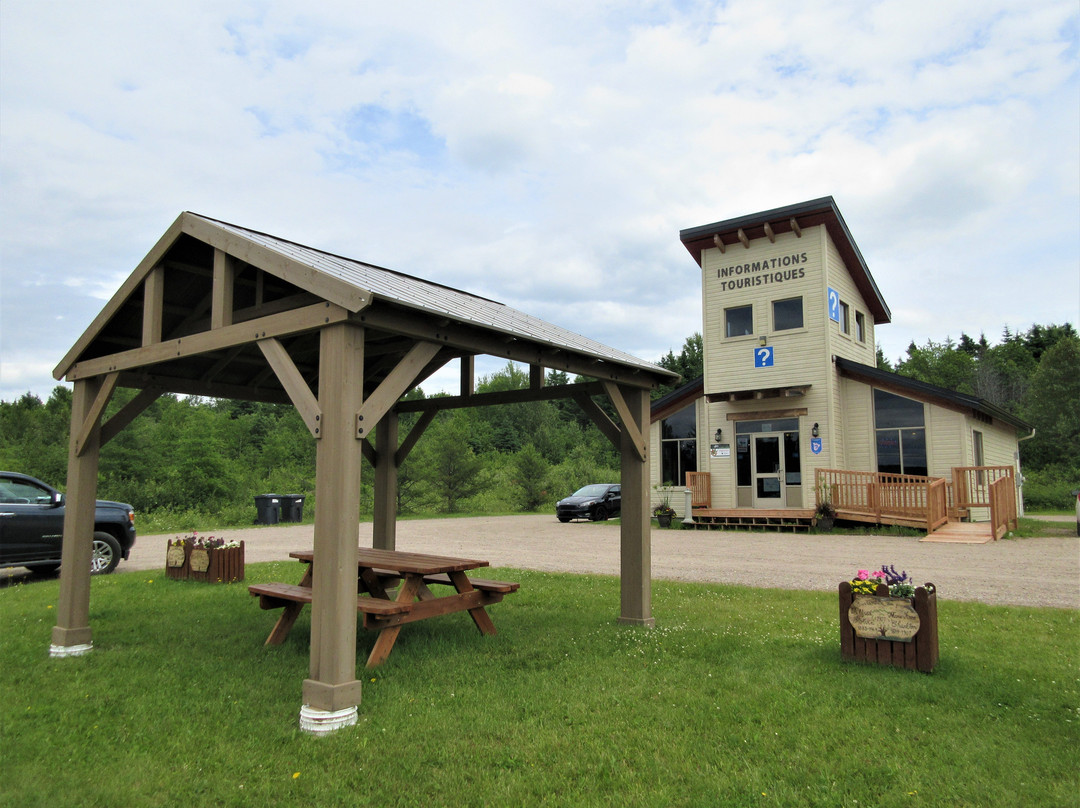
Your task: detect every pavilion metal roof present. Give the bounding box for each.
[201,214,668,372]
[54,212,677,403]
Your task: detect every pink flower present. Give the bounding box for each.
[872,570,885,580]
[857,570,869,580]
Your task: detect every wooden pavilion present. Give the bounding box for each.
[49,212,678,732]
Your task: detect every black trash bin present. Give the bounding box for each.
[254,494,281,525]
[281,494,305,523]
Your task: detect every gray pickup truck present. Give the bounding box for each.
[0,471,136,575]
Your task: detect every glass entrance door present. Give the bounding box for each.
[752,433,784,507]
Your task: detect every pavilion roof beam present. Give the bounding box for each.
[118,371,293,404]
[258,337,322,438]
[62,302,351,382]
[602,381,647,462]
[355,341,444,439]
[354,304,661,390]
[573,393,620,449]
[395,409,438,467]
[100,388,164,447]
[74,373,119,457]
[395,380,607,413]
[180,213,372,314]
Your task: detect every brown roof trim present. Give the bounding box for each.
[679,197,891,324]
[835,357,1031,431]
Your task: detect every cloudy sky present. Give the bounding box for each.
[1,0,1077,403]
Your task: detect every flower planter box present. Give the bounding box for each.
[838,580,938,673]
[165,541,245,583]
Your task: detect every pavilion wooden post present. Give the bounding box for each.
[372,412,398,551]
[617,385,654,626]
[50,376,106,656]
[300,323,365,734]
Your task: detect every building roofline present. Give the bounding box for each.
[679,196,891,324]
[835,357,1032,431]
[650,376,704,423]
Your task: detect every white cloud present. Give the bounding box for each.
[1,0,1076,402]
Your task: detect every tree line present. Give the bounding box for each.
[0,323,1075,529]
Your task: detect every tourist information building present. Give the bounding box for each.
[650,198,1030,525]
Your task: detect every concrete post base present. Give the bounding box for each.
[299,704,358,735]
[682,488,695,525]
[49,643,93,658]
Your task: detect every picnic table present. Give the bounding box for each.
[249,548,519,668]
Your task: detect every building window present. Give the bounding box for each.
[874,389,927,476]
[773,297,803,331]
[973,429,985,484]
[661,404,696,486]
[855,311,866,343]
[725,305,753,338]
[839,301,850,334]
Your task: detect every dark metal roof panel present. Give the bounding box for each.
[835,357,1032,431]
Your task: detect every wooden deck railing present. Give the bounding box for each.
[951,466,1014,511]
[685,472,711,508]
[815,469,949,532]
[988,475,1018,539]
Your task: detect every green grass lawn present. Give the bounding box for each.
[2,565,1077,808]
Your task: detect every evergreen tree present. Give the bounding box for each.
[1019,335,1080,470]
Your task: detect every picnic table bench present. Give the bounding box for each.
[249,548,519,667]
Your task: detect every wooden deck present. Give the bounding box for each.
[919,521,995,544]
[681,465,1017,539]
[687,508,815,532]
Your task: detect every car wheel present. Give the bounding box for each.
[557,516,571,523]
[91,532,121,575]
[592,505,608,521]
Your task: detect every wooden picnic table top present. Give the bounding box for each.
[288,547,490,576]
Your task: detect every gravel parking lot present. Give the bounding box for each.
[118,515,1079,609]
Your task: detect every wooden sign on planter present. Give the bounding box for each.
[165,541,245,583]
[838,580,938,673]
[848,595,920,642]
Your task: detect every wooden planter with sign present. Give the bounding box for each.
[839,581,938,673]
[165,541,245,583]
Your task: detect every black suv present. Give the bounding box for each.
[0,471,136,575]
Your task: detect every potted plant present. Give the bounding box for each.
[653,490,677,528]
[813,499,837,531]
[166,532,245,583]
[813,482,836,530]
[839,565,938,673]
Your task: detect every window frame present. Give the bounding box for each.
[660,404,697,486]
[873,389,927,477]
[772,296,804,332]
[724,304,753,339]
[855,310,866,343]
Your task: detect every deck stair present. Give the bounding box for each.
[686,508,815,532]
[920,521,994,544]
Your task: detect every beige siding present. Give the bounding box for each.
[839,377,874,470]
[701,227,827,397]
[823,233,877,366]
[926,405,964,479]
[706,400,737,507]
